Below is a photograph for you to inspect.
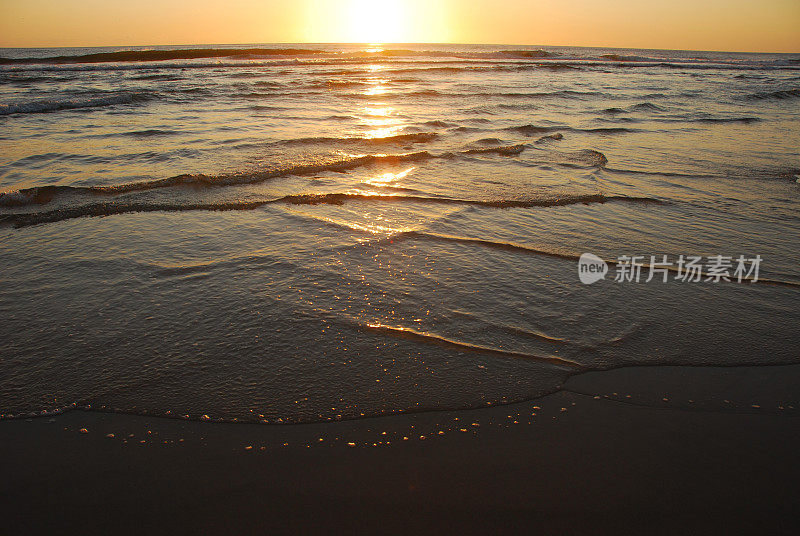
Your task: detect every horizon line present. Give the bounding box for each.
[1,41,798,55]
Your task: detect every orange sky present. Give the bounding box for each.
[1,0,798,52]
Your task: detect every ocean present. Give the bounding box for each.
[1,43,798,424]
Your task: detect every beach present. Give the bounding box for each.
[3,364,799,535]
[1,43,799,533]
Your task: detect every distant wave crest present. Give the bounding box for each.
[505,124,634,138]
[0,92,153,115]
[0,48,324,65]
[281,132,439,147]
[746,88,800,100]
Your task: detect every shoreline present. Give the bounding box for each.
[3,364,799,535]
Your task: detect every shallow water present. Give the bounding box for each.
[1,44,799,422]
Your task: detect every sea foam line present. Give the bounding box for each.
[0,193,663,228]
[0,145,610,208]
[360,322,585,369]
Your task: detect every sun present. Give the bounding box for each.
[303,0,449,44]
[345,0,409,43]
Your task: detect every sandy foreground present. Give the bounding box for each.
[2,364,799,535]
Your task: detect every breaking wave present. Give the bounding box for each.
[0,48,324,65]
[0,92,153,115]
[0,152,436,207]
[1,193,665,227]
[0,145,612,208]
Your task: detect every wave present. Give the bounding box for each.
[603,167,723,179]
[1,193,666,227]
[504,124,635,137]
[0,48,324,65]
[599,54,655,62]
[579,127,637,134]
[0,73,65,83]
[280,132,439,146]
[118,129,180,138]
[452,126,485,133]
[398,230,580,261]
[632,114,761,125]
[535,133,564,143]
[360,323,583,369]
[11,46,793,72]
[0,201,268,227]
[495,49,553,59]
[557,149,608,167]
[4,52,797,79]
[275,192,663,209]
[347,89,601,101]
[0,92,153,115]
[346,48,554,60]
[0,144,614,211]
[746,89,800,100]
[631,102,664,112]
[606,61,773,72]
[253,80,283,88]
[129,73,179,81]
[526,62,579,71]
[362,132,438,145]
[0,152,437,207]
[314,79,373,90]
[0,185,82,207]
[493,90,600,100]
[396,231,800,289]
[0,59,316,73]
[249,104,288,112]
[0,58,442,74]
[421,120,457,128]
[504,124,561,136]
[380,66,464,75]
[25,202,792,292]
[462,144,526,156]
[695,117,760,124]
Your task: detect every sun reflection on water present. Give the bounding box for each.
[365,167,415,187]
[360,103,405,138]
[314,50,424,240]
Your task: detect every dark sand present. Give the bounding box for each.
[2,365,799,535]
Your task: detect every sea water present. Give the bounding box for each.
[1,44,798,422]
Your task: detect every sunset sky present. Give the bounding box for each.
[1,0,798,52]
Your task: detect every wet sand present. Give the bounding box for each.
[2,365,799,535]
